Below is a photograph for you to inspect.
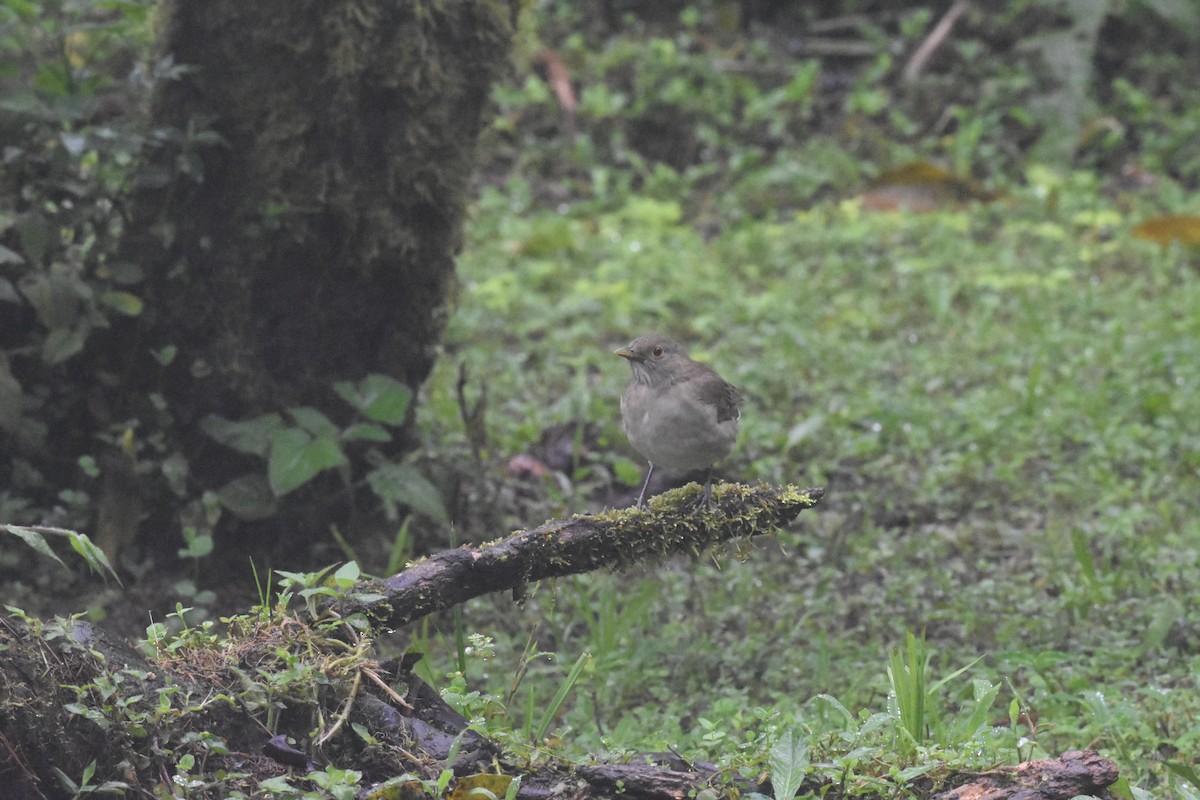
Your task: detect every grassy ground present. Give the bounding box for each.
[406,11,1200,794]
[418,173,1200,796]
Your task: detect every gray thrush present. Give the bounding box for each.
[614,334,741,509]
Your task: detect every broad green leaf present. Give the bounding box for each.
[66,531,119,580]
[897,763,937,782]
[3,525,69,571]
[341,422,392,443]
[99,290,144,316]
[1166,761,1200,790]
[268,428,346,496]
[215,474,278,520]
[336,374,412,425]
[332,380,358,406]
[178,531,214,559]
[151,345,177,366]
[200,413,284,456]
[332,561,360,587]
[20,271,85,330]
[360,374,413,425]
[16,210,50,267]
[288,406,339,438]
[258,776,296,792]
[42,325,89,365]
[768,728,809,800]
[367,462,449,524]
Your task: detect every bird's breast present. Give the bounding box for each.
[620,383,737,471]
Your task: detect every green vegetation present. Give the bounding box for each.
[420,164,1200,793]
[410,2,1200,797]
[5,0,1200,797]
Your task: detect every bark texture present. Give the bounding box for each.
[136,0,515,407]
[933,749,1120,799]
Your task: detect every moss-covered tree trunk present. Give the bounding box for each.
[116,0,515,548]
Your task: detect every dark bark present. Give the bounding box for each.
[933,749,1120,800]
[136,0,515,406]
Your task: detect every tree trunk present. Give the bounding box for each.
[115,0,516,546]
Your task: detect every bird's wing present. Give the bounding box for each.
[693,368,742,423]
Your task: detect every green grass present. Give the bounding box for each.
[411,159,1200,796]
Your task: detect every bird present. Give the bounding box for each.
[614,333,741,509]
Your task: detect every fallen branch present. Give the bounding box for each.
[332,483,825,630]
[934,749,1119,800]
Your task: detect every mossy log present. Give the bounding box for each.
[331,482,826,629]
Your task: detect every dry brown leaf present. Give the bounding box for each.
[1132,213,1200,248]
[860,161,995,212]
[447,773,514,800]
[540,49,576,114]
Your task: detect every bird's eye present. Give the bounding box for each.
[652,346,664,357]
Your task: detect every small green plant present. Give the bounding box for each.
[530,651,591,744]
[258,766,363,800]
[274,561,374,623]
[1,524,120,582]
[887,631,998,755]
[51,760,131,799]
[887,630,929,750]
[765,727,810,800]
[201,373,448,526]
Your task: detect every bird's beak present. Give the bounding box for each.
[614,346,637,360]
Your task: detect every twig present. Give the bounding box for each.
[316,667,363,747]
[362,665,415,711]
[903,0,971,83]
[0,729,46,800]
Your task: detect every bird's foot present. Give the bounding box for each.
[689,479,716,515]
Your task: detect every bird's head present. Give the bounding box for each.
[614,334,689,387]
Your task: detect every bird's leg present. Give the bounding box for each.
[691,467,716,514]
[635,462,655,508]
